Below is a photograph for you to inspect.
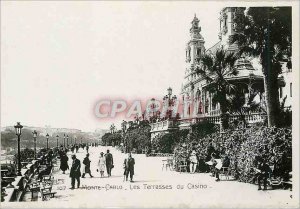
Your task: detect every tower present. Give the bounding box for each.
[182,15,206,119]
[185,14,205,67]
[218,7,245,48]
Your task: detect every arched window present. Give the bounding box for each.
[197,48,201,56]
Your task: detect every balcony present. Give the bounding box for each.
[178,109,266,128]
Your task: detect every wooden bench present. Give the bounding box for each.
[28,182,40,199]
[40,187,56,201]
[42,175,54,185]
[282,180,292,191]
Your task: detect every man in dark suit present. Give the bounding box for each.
[105,150,114,177]
[215,155,230,181]
[124,153,135,182]
[70,155,81,189]
[256,159,271,190]
[82,153,93,178]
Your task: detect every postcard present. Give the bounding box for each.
[1,1,299,208]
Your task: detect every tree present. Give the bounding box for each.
[190,120,219,139]
[196,49,238,129]
[232,7,292,127]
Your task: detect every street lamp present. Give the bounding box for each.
[167,87,172,99]
[56,135,59,147]
[74,136,76,145]
[32,130,38,160]
[63,134,66,148]
[66,135,69,147]
[46,133,49,150]
[14,122,23,176]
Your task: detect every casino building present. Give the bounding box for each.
[150,7,292,138]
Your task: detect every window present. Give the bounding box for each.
[197,48,201,56]
[279,87,283,98]
[290,83,292,97]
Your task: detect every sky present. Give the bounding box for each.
[1,1,223,132]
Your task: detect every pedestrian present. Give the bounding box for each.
[98,152,106,178]
[82,153,93,178]
[86,144,89,153]
[60,152,69,174]
[75,144,79,153]
[124,153,135,182]
[105,149,114,177]
[215,155,230,181]
[189,150,198,174]
[70,154,81,189]
[255,158,271,190]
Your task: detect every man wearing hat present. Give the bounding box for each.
[124,153,135,182]
[82,153,93,178]
[70,154,81,189]
[105,149,114,177]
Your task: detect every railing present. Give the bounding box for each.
[178,110,266,126]
[150,120,178,132]
[146,153,174,157]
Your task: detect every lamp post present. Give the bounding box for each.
[66,135,69,147]
[167,87,172,100]
[74,136,76,145]
[14,122,23,176]
[56,135,59,147]
[46,133,49,150]
[63,134,66,148]
[32,130,38,160]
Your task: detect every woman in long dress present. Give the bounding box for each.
[189,150,198,174]
[98,152,106,177]
[60,152,69,174]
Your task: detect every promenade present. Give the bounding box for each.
[2,146,292,208]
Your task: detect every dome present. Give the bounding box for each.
[234,57,255,71]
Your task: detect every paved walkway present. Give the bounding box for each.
[4,146,297,208]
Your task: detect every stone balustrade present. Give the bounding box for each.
[150,120,178,133]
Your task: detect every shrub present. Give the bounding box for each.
[173,126,292,183]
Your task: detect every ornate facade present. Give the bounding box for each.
[150,7,292,137]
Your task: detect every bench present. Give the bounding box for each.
[28,182,40,199]
[40,187,56,201]
[282,180,292,191]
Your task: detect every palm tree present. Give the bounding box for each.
[232,7,292,127]
[195,49,238,130]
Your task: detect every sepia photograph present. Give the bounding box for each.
[1,1,299,208]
